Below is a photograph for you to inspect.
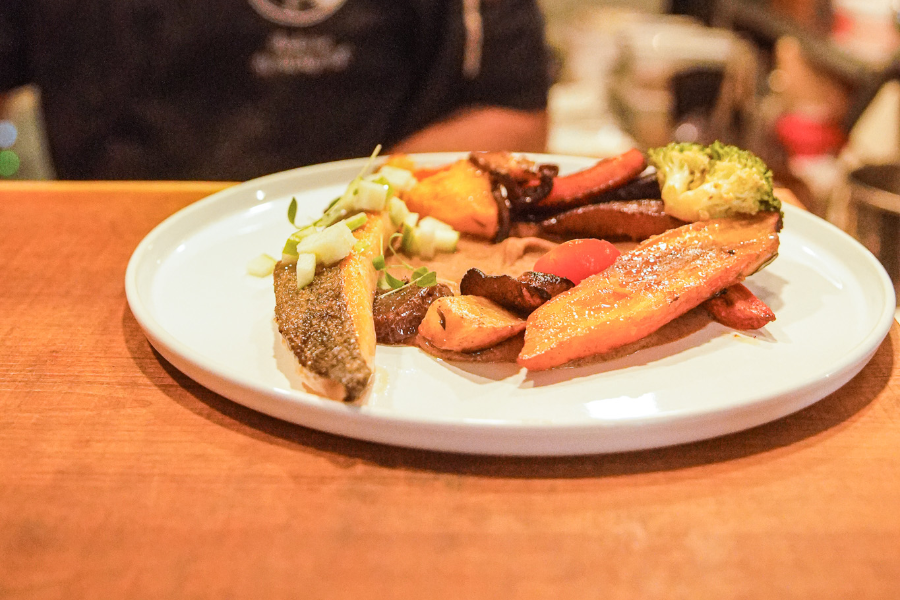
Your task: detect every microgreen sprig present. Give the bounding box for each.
[373,232,438,295]
[287,197,299,226]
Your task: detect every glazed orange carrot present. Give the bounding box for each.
[703,283,776,330]
[536,148,647,211]
[518,212,781,370]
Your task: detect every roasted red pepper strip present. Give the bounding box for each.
[536,148,648,211]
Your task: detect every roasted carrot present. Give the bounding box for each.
[539,199,686,242]
[703,283,776,330]
[518,213,781,371]
[536,148,648,211]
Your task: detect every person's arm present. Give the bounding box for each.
[389,106,548,154]
[0,93,12,117]
[389,0,550,155]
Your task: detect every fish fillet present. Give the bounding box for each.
[273,212,391,401]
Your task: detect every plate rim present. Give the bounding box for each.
[124,153,897,455]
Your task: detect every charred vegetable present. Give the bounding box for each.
[703,283,776,330]
[538,200,686,242]
[459,268,574,316]
[469,151,558,239]
[373,283,454,344]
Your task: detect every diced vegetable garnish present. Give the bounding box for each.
[246,253,277,277]
[412,222,437,259]
[341,212,368,231]
[433,227,460,253]
[277,146,418,290]
[533,238,621,284]
[387,197,411,227]
[295,253,317,289]
[377,165,418,192]
[397,214,459,258]
[295,221,358,266]
[417,216,454,232]
[352,179,391,212]
[315,196,354,228]
[282,226,316,261]
[400,213,420,253]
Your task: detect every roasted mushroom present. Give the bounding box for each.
[459,268,574,316]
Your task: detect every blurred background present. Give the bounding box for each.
[4,0,900,286]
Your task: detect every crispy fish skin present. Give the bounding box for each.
[518,212,781,371]
[273,211,391,401]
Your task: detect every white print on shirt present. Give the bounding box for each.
[248,0,348,27]
[251,31,352,76]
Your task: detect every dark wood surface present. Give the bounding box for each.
[1,181,899,599]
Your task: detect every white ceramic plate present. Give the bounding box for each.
[125,153,896,455]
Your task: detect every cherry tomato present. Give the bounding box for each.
[533,238,620,284]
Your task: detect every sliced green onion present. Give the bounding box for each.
[400,213,420,254]
[315,195,353,228]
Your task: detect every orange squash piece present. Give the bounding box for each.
[418,295,526,352]
[518,212,781,370]
[401,159,497,239]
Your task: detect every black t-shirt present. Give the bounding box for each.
[0,0,550,180]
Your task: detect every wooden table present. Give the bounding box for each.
[2,181,899,599]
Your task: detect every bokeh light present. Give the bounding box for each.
[0,120,17,149]
[0,150,20,177]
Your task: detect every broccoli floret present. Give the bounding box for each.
[647,141,781,222]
